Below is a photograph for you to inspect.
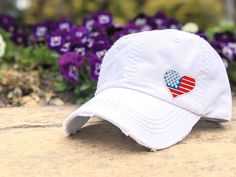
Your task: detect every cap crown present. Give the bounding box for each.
[96,29,232,121]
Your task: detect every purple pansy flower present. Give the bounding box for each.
[74,46,87,56]
[133,13,150,26]
[195,30,208,41]
[149,11,182,30]
[211,32,236,60]
[125,23,141,33]
[0,13,18,33]
[105,25,124,39]
[33,22,49,42]
[70,26,87,44]
[139,24,152,31]
[56,18,73,32]
[93,12,113,27]
[222,42,236,61]
[59,52,84,83]
[80,30,108,49]
[11,32,28,46]
[213,32,235,43]
[89,30,109,41]
[83,12,113,32]
[150,11,168,29]
[111,25,129,41]
[92,40,111,58]
[46,31,67,51]
[88,54,102,80]
[83,17,96,31]
[222,45,234,60]
[39,20,57,33]
[210,32,236,67]
[89,30,110,46]
[95,49,107,59]
[87,40,111,80]
[163,18,181,30]
[72,42,87,56]
[154,11,167,20]
[48,35,63,49]
[85,36,94,48]
[111,23,140,40]
[132,13,153,31]
[59,41,72,54]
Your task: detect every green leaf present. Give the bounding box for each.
[219,20,235,32]
[54,81,68,92]
[228,61,236,83]
[205,27,222,39]
[73,86,81,95]
[80,83,91,91]
[75,98,86,105]
[7,91,13,99]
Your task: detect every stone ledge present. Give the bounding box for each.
[0,102,236,177]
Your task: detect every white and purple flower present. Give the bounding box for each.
[59,52,84,83]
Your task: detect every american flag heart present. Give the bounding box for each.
[164,70,196,98]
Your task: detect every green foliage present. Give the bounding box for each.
[17,44,59,69]
[0,28,97,106]
[228,62,236,83]
[206,20,236,39]
[54,76,69,92]
[0,30,59,69]
[53,64,96,105]
[0,29,61,106]
[74,81,96,105]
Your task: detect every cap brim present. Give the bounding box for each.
[63,88,200,150]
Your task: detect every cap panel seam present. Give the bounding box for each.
[97,86,202,116]
[195,40,211,113]
[86,98,189,134]
[124,34,147,81]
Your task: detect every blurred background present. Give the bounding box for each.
[1,0,236,107]
[0,0,235,29]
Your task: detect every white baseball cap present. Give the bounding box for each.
[63,29,232,150]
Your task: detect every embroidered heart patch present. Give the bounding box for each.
[164,70,196,98]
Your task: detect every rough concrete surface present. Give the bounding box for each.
[0,100,236,177]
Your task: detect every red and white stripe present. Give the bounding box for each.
[169,76,196,98]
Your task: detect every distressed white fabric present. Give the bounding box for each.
[63,29,232,150]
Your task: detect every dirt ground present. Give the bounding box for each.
[0,102,236,177]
